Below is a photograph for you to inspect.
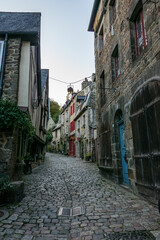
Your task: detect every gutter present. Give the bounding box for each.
[88,0,109,32]
[88,0,100,31]
[0,33,8,98]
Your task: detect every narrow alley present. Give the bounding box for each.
[0,153,160,240]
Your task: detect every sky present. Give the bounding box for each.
[1,0,95,106]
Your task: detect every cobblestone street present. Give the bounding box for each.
[0,153,160,240]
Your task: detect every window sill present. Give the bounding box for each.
[131,44,149,67]
[112,75,120,88]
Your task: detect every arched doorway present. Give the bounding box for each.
[114,110,129,185]
[130,80,160,200]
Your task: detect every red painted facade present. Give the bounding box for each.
[69,101,75,156]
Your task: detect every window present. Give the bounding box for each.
[111,45,120,82]
[100,71,106,107]
[135,9,147,56]
[0,41,4,71]
[70,121,75,132]
[78,120,80,131]
[109,0,116,29]
[99,26,104,52]
[130,5,147,60]
[83,115,85,128]
[70,104,75,116]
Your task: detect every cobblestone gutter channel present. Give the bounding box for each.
[0,153,160,240]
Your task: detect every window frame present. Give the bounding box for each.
[129,3,147,61]
[135,9,147,56]
[100,71,106,107]
[111,45,120,82]
[98,25,104,52]
[0,41,4,71]
[109,0,116,29]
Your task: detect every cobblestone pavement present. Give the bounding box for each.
[0,153,160,240]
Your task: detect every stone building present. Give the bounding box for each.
[74,78,97,160]
[53,78,97,159]
[88,0,160,202]
[60,100,70,155]
[52,122,62,153]
[69,93,77,157]
[0,12,49,179]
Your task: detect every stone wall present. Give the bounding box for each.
[0,37,21,178]
[2,37,21,102]
[94,0,160,194]
[0,131,13,173]
[0,129,18,179]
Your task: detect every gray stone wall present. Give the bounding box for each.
[0,132,13,173]
[0,129,18,179]
[94,0,160,191]
[0,37,21,178]
[2,37,21,102]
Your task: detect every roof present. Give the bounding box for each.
[74,92,91,120]
[0,12,41,45]
[88,0,100,32]
[41,69,49,93]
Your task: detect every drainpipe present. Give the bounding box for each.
[0,33,8,98]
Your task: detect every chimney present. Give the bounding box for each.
[81,78,90,90]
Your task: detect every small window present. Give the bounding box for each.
[109,0,116,28]
[111,45,120,82]
[83,115,85,128]
[135,9,147,56]
[99,26,104,52]
[100,71,106,106]
[130,5,147,60]
[0,41,4,71]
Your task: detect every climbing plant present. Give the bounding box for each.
[46,130,53,144]
[0,99,35,140]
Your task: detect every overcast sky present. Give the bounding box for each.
[1,0,95,105]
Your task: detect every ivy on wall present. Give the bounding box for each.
[0,99,35,140]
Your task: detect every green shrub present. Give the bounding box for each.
[85,152,91,161]
[0,99,35,141]
[0,174,12,197]
[46,130,53,144]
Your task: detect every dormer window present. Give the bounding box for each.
[0,41,4,71]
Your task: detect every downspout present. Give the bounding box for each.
[0,33,8,98]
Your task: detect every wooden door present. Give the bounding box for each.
[130,80,160,199]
